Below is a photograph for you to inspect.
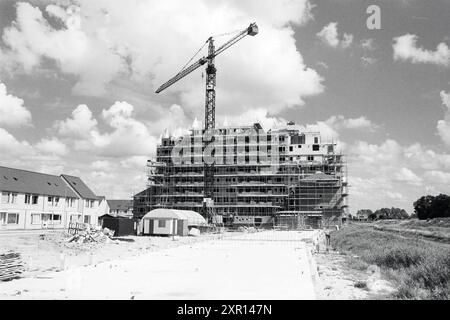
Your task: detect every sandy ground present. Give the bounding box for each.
[306,231,395,300]
[0,229,395,299]
[0,230,232,278]
[1,230,318,299]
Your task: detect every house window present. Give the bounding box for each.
[66,198,75,207]
[54,197,60,206]
[25,194,31,204]
[70,214,81,222]
[0,212,6,225]
[53,214,62,224]
[84,215,91,224]
[85,199,95,208]
[2,192,17,204]
[312,144,320,151]
[307,156,314,161]
[48,196,54,205]
[31,214,41,225]
[158,220,166,228]
[32,195,38,205]
[7,213,19,225]
[42,214,52,223]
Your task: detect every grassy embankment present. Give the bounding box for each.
[331,222,450,299]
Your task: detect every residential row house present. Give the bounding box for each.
[0,166,107,230]
[105,200,133,218]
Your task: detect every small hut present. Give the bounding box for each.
[139,209,206,236]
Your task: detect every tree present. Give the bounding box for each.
[413,194,450,220]
[429,194,450,219]
[355,209,373,220]
[373,207,409,220]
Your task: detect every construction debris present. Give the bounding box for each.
[0,251,25,281]
[66,227,116,244]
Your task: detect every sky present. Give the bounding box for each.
[0,0,449,213]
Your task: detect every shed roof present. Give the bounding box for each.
[142,209,206,226]
[0,166,78,198]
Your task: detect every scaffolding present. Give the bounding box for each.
[134,123,348,229]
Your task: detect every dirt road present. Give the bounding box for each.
[0,230,319,299]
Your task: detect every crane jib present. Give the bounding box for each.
[155,22,258,94]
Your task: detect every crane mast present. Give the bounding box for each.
[155,22,258,222]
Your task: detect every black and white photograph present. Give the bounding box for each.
[0,0,449,306]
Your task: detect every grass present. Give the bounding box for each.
[372,218,450,243]
[331,224,450,299]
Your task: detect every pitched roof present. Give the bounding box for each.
[0,166,78,198]
[107,200,133,210]
[61,174,98,199]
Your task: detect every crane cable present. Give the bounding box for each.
[178,40,208,74]
[211,28,241,39]
[177,28,241,76]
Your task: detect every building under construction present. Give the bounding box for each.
[133,122,348,229]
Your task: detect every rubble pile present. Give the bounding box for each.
[66,226,116,244]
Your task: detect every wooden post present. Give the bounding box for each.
[172,218,176,241]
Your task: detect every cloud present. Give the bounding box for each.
[437,89,450,147]
[316,22,353,49]
[361,56,376,66]
[54,104,98,138]
[0,2,125,95]
[0,82,32,127]
[441,90,450,108]
[0,0,323,116]
[341,33,354,49]
[423,170,450,185]
[0,127,33,156]
[393,34,450,67]
[361,38,374,50]
[325,115,376,131]
[55,101,158,157]
[394,167,422,186]
[347,138,450,211]
[35,137,68,156]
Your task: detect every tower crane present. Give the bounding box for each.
[155,22,258,221]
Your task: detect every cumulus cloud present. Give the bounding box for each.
[35,137,68,156]
[54,104,98,138]
[394,167,422,186]
[0,0,323,116]
[55,101,158,157]
[424,170,450,185]
[393,34,450,67]
[316,22,353,49]
[0,127,33,156]
[325,115,376,131]
[437,89,450,147]
[347,138,450,211]
[0,83,32,127]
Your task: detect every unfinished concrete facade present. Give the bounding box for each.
[134,122,348,228]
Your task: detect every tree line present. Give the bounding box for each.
[354,193,450,220]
